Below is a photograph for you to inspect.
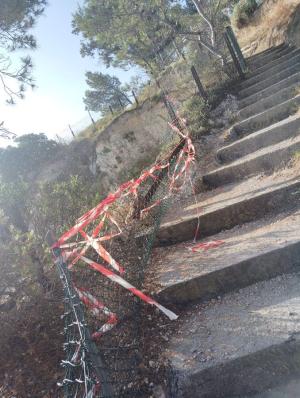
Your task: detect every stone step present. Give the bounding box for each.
[238,82,300,121]
[151,209,300,304]
[218,115,300,163]
[245,43,285,61]
[231,94,300,137]
[166,273,300,397]
[240,49,300,90]
[246,46,297,78]
[156,173,300,245]
[239,71,300,109]
[246,43,291,69]
[239,63,300,99]
[204,134,300,188]
[232,45,289,80]
[247,379,300,398]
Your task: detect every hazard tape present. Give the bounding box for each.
[80,256,178,321]
[188,240,225,252]
[53,115,195,323]
[74,286,118,340]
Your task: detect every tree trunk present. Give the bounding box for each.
[192,0,216,46]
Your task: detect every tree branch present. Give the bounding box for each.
[191,0,216,46]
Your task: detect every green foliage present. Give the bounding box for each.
[0,0,47,103]
[0,180,29,231]
[31,175,102,238]
[232,0,258,28]
[0,133,60,182]
[0,174,102,321]
[84,72,133,112]
[72,0,186,72]
[182,95,210,136]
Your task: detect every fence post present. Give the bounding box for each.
[68,124,75,138]
[190,66,208,101]
[225,26,247,72]
[87,110,96,126]
[132,90,139,106]
[46,232,114,397]
[118,97,124,108]
[109,105,114,115]
[224,32,245,79]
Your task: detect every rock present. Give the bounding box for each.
[152,384,166,398]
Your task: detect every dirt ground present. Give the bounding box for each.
[236,0,300,55]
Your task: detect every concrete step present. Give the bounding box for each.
[246,43,291,69]
[166,273,300,397]
[239,71,300,109]
[238,83,300,121]
[203,134,300,188]
[218,115,300,163]
[241,49,300,90]
[151,209,300,304]
[231,94,300,137]
[156,173,300,245]
[245,43,286,62]
[246,46,298,78]
[239,63,300,99]
[247,379,300,398]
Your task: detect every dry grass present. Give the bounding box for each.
[236,0,300,55]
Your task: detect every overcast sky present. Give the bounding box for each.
[0,0,139,147]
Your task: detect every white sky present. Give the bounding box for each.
[0,0,140,147]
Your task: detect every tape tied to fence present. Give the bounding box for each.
[74,286,118,339]
[53,118,196,322]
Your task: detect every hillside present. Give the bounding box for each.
[47,0,300,196]
[2,1,300,397]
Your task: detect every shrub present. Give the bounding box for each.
[181,95,210,137]
[232,0,258,28]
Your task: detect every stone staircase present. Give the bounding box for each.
[147,43,300,397]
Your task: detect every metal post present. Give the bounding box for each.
[109,105,114,115]
[226,26,247,72]
[87,110,96,127]
[68,124,75,138]
[132,90,139,106]
[190,66,208,101]
[224,32,245,79]
[46,232,114,397]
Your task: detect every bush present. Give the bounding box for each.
[232,0,258,28]
[181,95,210,137]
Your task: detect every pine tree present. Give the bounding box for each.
[0,0,47,104]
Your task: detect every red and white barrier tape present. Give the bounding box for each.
[80,256,178,321]
[53,115,196,323]
[188,240,225,252]
[74,286,118,339]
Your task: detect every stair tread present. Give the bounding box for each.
[248,379,300,398]
[205,131,300,183]
[239,63,300,99]
[233,94,300,132]
[246,46,297,78]
[168,272,300,371]
[239,71,300,109]
[165,272,300,396]
[157,170,300,244]
[238,82,300,120]
[218,114,300,162]
[149,207,300,301]
[242,48,300,88]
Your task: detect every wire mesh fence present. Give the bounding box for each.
[48,91,196,397]
[48,25,246,397]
